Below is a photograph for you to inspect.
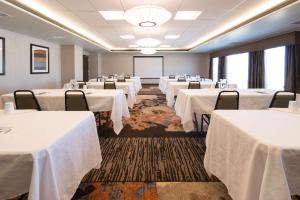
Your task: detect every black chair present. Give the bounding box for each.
[177,77,186,82]
[186,75,191,78]
[108,75,114,79]
[169,75,175,79]
[77,81,86,89]
[200,91,239,133]
[104,81,116,89]
[65,90,101,131]
[188,81,201,89]
[65,90,89,111]
[117,78,126,82]
[125,75,131,79]
[14,90,41,111]
[269,91,296,108]
[215,82,220,88]
[96,77,102,82]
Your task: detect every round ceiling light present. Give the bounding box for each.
[136,38,160,47]
[124,6,172,27]
[141,48,157,55]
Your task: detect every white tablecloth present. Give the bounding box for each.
[1,89,130,134]
[175,89,275,132]
[86,82,136,108]
[159,76,203,93]
[205,110,300,200]
[89,77,142,94]
[0,111,101,200]
[166,82,237,107]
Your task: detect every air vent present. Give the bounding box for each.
[0,11,9,17]
[292,20,300,25]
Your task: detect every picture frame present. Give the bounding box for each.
[0,37,5,75]
[30,44,49,74]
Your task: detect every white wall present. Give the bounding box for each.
[74,45,83,80]
[0,28,61,95]
[101,52,210,77]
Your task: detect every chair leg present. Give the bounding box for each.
[194,112,199,133]
[201,114,204,134]
[106,111,110,125]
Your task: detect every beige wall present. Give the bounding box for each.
[89,53,102,79]
[0,28,61,95]
[101,52,210,77]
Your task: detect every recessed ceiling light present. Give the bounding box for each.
[160,45,171,48]
[136,38,161,47]
[174,11,202,20]
[99,11,124,20]
[120,35,135,39]
[128,44,139,48]
[165,35,180,39]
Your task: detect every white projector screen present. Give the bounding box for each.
[134,56,163,83]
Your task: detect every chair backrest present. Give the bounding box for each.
[65,90,89,111]
[125,75,131,79]
[14,90,41,111]
[77,81,86,89]
[215,91,239,110]
[186,75,191,78]
[108,75,114,79]
[269,91,296,108]
[215,82,220,88]
[117,78,126,82]
[188,81,201,89]
[96,77,102,82]
[177,77,186,82]
[169,75,175,79]
[104,81,116,89]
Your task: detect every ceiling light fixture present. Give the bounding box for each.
[120,35,135,39]
[160,45,171,48]
[128,44,139,48]
[174,11,202,20]
[141,48,157,55]
[99,11,124,20]
[165,35,180,39]
[136,38,160,47]
[124,6,172,27]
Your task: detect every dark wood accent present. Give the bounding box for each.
[83,55,89,82]
[0,37,5,75]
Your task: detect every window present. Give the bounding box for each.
[212,57,219,82]
[264,46,285,90]
[226,53,249,89]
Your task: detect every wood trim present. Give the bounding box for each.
[0,37,5,75]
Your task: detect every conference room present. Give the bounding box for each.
[0,0,299,200]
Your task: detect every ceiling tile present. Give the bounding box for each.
[57,0,95,11]
[89,0,124,10]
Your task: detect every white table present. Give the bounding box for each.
[89,77,142,94]
[0,111,101,200]
[159,77,197,93]
[175,89,276,132]
[1,89,130,134]
[205,110,300,200]
[166,82,237,107]
[86,82,136,108]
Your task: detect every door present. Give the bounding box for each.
[83,55,89,82]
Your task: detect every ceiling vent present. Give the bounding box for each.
[0,11,9,17]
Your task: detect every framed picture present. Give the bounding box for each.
[30,44,49,74]
[0,37,5,75]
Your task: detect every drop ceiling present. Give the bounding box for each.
[0,0,300,53]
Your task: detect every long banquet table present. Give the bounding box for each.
[175,88,276,132]
[1,89,130,134]
[159,76,199,93]
[166,82,238,107]
[204,110,300,200]
[86,82,136,108]
[0,110,102,200]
